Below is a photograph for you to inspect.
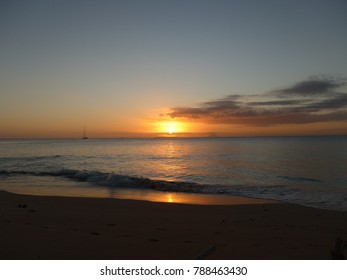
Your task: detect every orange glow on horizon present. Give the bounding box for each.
[156,121,185,135]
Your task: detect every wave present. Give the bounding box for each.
[0,155,63,162]
[278,175,322,183]
[0,169,300,206]
[0,169,219,193]
[0,169,288,195]
[1,169,346,211]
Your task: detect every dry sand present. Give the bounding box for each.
[0,190,346,260]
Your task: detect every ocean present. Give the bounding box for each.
[0,137,346,211]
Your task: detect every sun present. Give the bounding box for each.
[156,121,183,135]
[165,122,180,135]
[168,126,175,135]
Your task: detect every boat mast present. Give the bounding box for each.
[82,126,88,139]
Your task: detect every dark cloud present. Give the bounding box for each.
[248,100,303,106]
[306,94,347,110]
[163,77,347,126]
[274,77,345,96]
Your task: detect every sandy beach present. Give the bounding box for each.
[0,190,346,260]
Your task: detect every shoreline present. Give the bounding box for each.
[1,190,347,259]
[0,185,278,206]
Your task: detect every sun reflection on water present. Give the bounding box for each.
[107,189,271,205]
[166,194,174,203]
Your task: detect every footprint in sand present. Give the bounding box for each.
[148,238,159,242]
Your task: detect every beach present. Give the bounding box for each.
[1,190,346,260]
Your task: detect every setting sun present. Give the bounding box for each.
[156,121,184,135]
[166,122,178,135]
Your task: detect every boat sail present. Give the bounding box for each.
[82,126,88,139]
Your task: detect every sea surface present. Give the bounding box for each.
[0,137,346,210]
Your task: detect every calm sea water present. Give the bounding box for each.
[0,137,346,210]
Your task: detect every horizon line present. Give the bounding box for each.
[1,134,347,140]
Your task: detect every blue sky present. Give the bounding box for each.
[1,0,346,137]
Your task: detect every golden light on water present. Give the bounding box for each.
[106,191,272,205]
[166,194,174,203]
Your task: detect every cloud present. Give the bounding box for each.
[274,76,345,96]
[306,94,347,110]
[248,100,303,106]
[162,77,347,127]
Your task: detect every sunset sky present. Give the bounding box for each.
[1,0,347,138]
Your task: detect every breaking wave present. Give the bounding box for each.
[0,168,226,193]
[1,168,346,211]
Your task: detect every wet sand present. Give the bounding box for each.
[0,190,346,259]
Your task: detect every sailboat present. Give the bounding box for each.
[82,126,88,139]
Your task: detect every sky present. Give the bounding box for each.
[1,0,347,138]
